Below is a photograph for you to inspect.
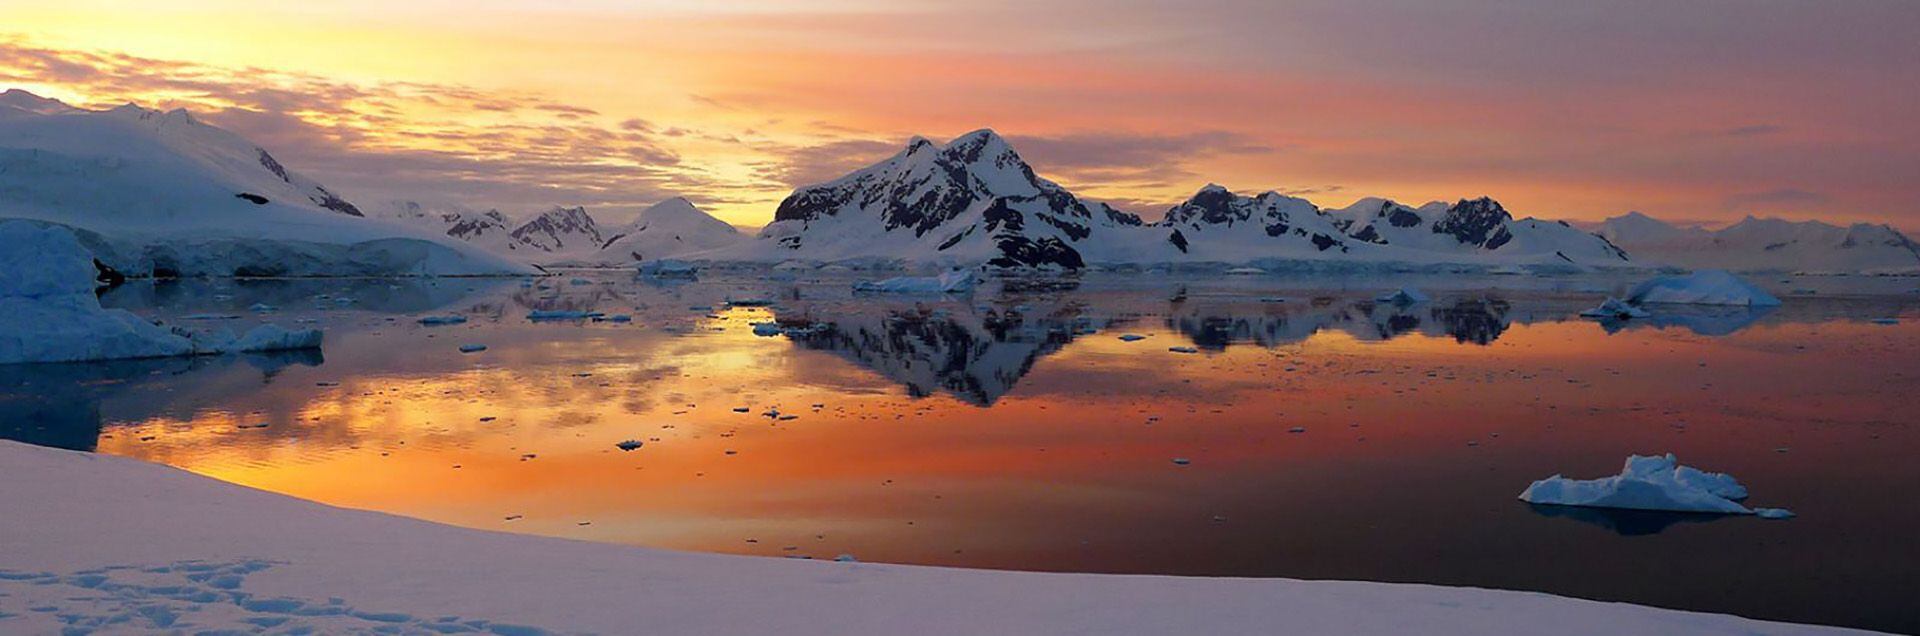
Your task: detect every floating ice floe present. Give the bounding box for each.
[615,440,644,451]
[458,344,488,353]
[1626,270,1782,307]
[1578,297,1650,320]
[1374,288,1431,306]
[417,315,469,326]
[1117,334,1148,342]
[1519,453,1792,519]
[1224,267,1266,275]
[750,322,784,337]
[853,269,978,295]
[727,297,775,307]
[1168,346,1200,354]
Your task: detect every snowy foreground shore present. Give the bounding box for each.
[0,443,1869,635]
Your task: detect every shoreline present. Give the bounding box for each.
[0,441,1873,635]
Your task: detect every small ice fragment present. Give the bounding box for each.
[1171,458,1191,465]
[1754,508,1796,520]
[1168,346,1199,354]
[615,440,644,451]
[459,344,488,353]
[417,315,468,326]
[1118,334,1147,342]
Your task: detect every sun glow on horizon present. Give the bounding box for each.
[2,1,1916,228]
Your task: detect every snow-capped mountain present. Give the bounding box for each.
[379,201,517,252]
[596,197,745,263]
[1596,213,1920,274]
[0,90,529,277]
[704,131,1634,270]
[1150,185,1353,256]
[506,206,602,256]
[1590,211,1711,246]
[739,129,1129,269]
[1328,197,1629,265]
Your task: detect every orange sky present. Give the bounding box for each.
[1,0,1916,228]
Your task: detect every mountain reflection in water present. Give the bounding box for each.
[2,271,1916,634]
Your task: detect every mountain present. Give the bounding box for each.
[378,201,517,253]
[1328,197,1629,265]
[506,206,602,256]
[0,90,529,276]
[596,197,745,263]
[712,131,1633,270]
[1149,184,1354,256]
[1597,214,1920,274]
[1590,211,1710,246]
[740,129,1130,269]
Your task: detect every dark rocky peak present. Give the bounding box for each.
[1433,197,1514,249]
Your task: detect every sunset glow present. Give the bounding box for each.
[5,0,1914,228]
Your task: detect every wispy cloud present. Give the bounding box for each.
[0,36,749,223]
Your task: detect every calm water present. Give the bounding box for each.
[4,271,1917,633]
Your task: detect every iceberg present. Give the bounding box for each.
[853,269,978,295]
[1626,270,1782,307]
[1519,454,1790,518]
[0,222,195,364]
[1578,297,1650,320]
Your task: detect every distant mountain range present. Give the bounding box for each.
[708,130,1639,270]
[376,197,747,265]
[4,89,1912,275]
[1592,212,1920,274]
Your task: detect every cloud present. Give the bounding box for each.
[0,37,747,224]
[1004,131,1275,184]
[1722,188,1830,212]
[751,138,901,189]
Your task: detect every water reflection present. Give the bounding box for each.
[1524,503,1731,536]
[0,352,323,451]
[6,272,1919,633]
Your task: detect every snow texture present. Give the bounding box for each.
[0,441,1857,636]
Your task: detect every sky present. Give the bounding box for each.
[1,0,1916,229]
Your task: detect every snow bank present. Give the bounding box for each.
[1579,297,1651,320]
[853,269,978,294]
[1519,454,1790,518]
[0,441,1851,635]
[0,222,194,364]
[1628,270,1782,307]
